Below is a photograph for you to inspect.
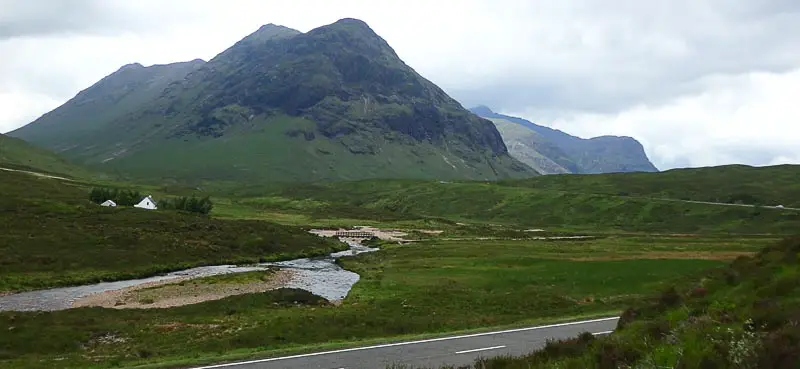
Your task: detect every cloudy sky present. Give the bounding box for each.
[1,0,799,170]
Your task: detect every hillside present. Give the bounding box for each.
[10,19,536,183]
[8,60,205,157]
[502,164,800,208]
[470,106,658,174]
[214,165,800,234]
[0,133,93,178]
[424,236,800,369]
[0,170,344,293]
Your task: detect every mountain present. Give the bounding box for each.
[470,106,659,174]
[0,133,93,178]
[11,59,206,155]
[10,19,536,183]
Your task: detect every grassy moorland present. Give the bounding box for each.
[0,235,778,368]
[1,159,799,369]
[405,236,800,369]
[500,164,800,208]
[205,177,800,234]
[0,170,345,293]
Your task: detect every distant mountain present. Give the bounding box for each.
[470,106,658,174]
[10,19,536,183]
[0,134,93,178]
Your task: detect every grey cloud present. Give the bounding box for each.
[0,1,122,39]
[0,0,205,40]
[444,0,800,115]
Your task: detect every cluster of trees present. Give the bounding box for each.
[159,196,214,215]
[89,187,142,206]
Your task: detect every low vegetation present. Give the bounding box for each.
[403,236,800,369]
[210,178,800,234]
[0,171,345,292]
[158,195,214,215]
[0,234,775,368]
[501,164,800,208]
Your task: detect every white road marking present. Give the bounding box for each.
[455,345,506,354]
[592,330,613,336]
[188,316,618,368]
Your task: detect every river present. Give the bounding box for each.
[0,239,378,312]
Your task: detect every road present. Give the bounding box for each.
[190,317,618,369]
[0,167,73,181]
[652,197,799,211]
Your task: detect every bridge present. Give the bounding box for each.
[333,230,375,239]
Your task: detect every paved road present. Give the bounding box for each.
[190,317,618,369]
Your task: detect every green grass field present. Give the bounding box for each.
[0,235,778,368]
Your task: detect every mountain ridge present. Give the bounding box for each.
[470,106,659,174]
[10,18,537,183]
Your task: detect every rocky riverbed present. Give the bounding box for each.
[0,239,377,312]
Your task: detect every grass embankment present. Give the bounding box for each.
[0,235,777,368]
[0,171,345,293]
[405,236,800,369]
[205,178,800,233]
[0,133,98,180]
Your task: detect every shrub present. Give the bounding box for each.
[593,340,641,369]
[658,286,682,308]
[527,332,597,364]
[89,187,142,206]
[159,195,214,215]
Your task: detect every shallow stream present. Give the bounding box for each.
[0,239,377,312]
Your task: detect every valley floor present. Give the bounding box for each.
[1,168,798,369]
[0,232,777,369]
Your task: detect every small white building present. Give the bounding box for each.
[100,200,117,207]
[134,195,158,210]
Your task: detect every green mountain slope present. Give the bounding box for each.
[0,133,93,178]
[9,59,205,155]
[10,19,536,183]
[471,106,659,174]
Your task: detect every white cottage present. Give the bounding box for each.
[100,200,117,207]
[134,195,158,210]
